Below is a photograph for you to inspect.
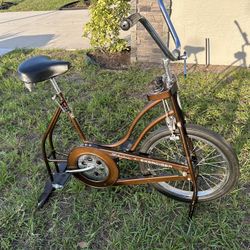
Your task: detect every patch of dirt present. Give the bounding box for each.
[86,49,131,70]
[0,1,16,10]
[59,0,90,10]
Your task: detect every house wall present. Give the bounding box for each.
[131,0,250,66]
[130,0,170,64]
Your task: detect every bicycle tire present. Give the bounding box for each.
[140,124,239,202]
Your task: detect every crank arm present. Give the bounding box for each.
[66,166,95,173]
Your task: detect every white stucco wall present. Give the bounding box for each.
[171,0,250,66]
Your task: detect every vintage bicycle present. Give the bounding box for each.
[17,0,239,218]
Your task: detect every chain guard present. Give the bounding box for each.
[67,147,119,187]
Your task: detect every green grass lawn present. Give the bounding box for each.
[2,0,76,11]
[0,49,249,249]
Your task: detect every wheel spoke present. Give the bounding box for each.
[156,141,176,159]
[192,142,207,154]
[199,175,212,189]
[202,160,226,165]
[182,180,186,190]
[173,140,184,159]
[197,162,226,169]
[154,140,185,163]
[201,154,223,162]
[159,140,170,149]
[202,173,225,176]
[196,148,216,165]
[153,146,169,157]
[202,173,224,181]
[200,175,218,186]
[162,141,180,159]
[159,141,173,154]
[198,181,204,191]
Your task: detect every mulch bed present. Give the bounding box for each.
[0,1,16,10]
[59,0,90,10]
[86,49,131,70]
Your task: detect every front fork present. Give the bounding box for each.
[162,58,198,218]
[169,92,198,218]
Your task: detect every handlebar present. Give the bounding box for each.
[158,0,181,49]
[120,0,181,61]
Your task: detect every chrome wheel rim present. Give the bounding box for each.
[146,135,230,200]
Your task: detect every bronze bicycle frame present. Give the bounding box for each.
[42,81,197,196]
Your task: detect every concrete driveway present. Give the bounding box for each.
[0,10,130,56]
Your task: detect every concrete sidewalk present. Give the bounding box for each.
[0,10,130,56]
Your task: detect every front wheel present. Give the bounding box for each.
[140,124,239,202]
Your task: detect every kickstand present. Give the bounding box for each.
[37,163,71,208]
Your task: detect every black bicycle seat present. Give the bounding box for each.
[18,56,71,83]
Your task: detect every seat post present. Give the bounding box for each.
[50,78,61,94]
[49,77,87,142]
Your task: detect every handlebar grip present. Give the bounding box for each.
[120,13,143,31]
[121,13,180,61]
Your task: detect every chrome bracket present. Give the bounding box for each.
[52,94,67,112]
[162,99,179,140]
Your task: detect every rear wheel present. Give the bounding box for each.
[140,124,239,202]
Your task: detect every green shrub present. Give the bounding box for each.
[83,0,130,53]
